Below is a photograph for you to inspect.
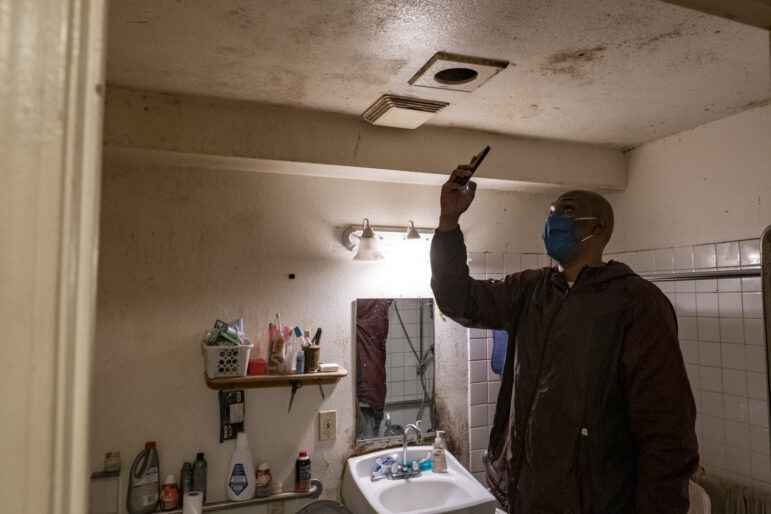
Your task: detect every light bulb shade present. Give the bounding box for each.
[353,218,384,260]
[353,235,383,260]
[406,220,421,240]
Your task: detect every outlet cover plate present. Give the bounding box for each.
[319,410,336,441]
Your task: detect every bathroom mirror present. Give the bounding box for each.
[354,298,435,441]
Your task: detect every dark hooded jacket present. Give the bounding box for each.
[431,227,698,514]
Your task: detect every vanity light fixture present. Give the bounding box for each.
[353,218,384,261]
[342,220,434,261]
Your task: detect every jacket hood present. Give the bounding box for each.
[549,260,637,290]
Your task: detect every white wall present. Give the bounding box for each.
[90,155,552,511]
[607,103,771,252]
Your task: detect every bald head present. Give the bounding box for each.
[551,190,614,244]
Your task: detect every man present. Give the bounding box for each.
[430,165,698,513]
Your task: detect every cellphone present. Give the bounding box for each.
[454,146,490,185]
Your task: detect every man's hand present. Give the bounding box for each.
[439,165,477,231]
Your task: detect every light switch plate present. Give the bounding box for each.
[319,410,336,441]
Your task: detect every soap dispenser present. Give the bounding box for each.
[431,431,448,473]
[225,432,256,501]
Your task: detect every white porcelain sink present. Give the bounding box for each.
[342,446,496,514]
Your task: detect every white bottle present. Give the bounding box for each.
[225,432,256,501]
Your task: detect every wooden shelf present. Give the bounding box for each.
[205,367,347,390]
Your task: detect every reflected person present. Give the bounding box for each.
[355,298,392,439]
[430,164,698,513]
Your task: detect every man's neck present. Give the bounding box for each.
[559,256,605,282]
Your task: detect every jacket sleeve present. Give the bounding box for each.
[622,283,699,514]
[430,226,525,331]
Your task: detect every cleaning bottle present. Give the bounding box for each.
[192,453,207,502]
[431,431,448,473]
[295,451,311,491]
[127,441,160,514]
[226,432,256,501]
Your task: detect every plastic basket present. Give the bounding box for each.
[201,341,253,378]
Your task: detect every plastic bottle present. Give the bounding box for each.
[192,452,207,502]
[431,431,448,473]
[225,432,256,501]
[159,474,179,510]
[295,451,311,491]
[127,441,160,514]
[179,461,193,499]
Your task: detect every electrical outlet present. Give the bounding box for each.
[319,410,336,441]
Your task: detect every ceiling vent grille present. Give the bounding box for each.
[361,94,449,129]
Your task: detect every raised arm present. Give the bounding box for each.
[430,165,524,330]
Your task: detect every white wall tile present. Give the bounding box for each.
[469,328,488,339]
[487,366,500,382]
[503,253,520,274]
[470,382,487,406]
[485,273,504,281]
[718,293,744,318]
[743,293,764,319]
[469,339,487,361]
[470,404,487,428]
[537,254,552,268]
[658,281,675,294]
[675,280,696,293]
[685,364,700,390]
[716,241,741,268]
[725,420,751,450]
[722,344,746,371]
[636,250,655,272]
[750,426,770,455]
[752,451,771,482]
[470,427,488,450]
[694,244,717,269]
[748,372,768,401]
[469,361,487,383]
[740,239,761,267]
[470,449,485,472]
[520,254,539,270]
[680,340,699,365]
[699,342,722,367]
[749,399,769,428]
[745,319,766,346]
[742,277,762,292]
[701,366,723,392]
[723,369,747,396]
[468,252,486,274]
[723,394,748,422]
[747,346,767,374]
[473,471,486,484]
[678,316,698,340]
[654,248,674,272]
[720,318,744,344]
[702,439,727,468]
[673,246,694,271]
[674,293,697,316]
[698,317,721,342]
[488,381,501,403]
[696,279,718,293]
[702,415,725,443]
[485,253,503,274]
[697,293,719,317]
[726,446,752,477]
[487,404,496,425]
[701,391,724,418]
[718,278,742,293]
[617,252,638,271]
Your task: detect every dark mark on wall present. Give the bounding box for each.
[128,20,148,24]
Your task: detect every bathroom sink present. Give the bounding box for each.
[341,445,496,514]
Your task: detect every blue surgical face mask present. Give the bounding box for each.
[541,216,597,264]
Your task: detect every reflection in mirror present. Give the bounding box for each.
[355,298,435,441]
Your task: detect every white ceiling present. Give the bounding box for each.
[107,0,770,148]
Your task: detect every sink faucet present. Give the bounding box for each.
[402,423,423,469]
